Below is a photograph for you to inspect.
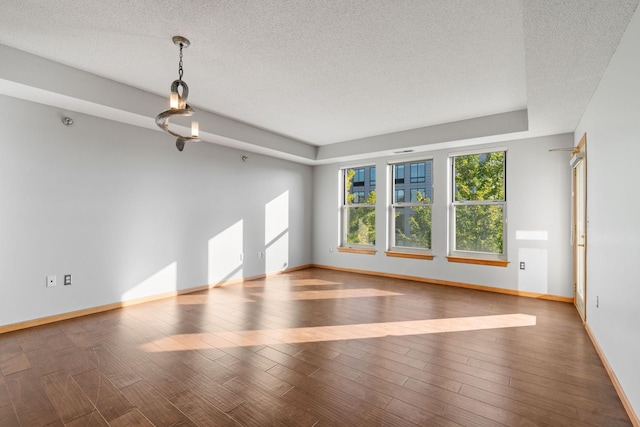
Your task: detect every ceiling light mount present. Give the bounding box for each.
[156,36,200,151]
[172,36,190,48]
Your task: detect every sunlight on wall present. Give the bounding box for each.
[139,313,537,352]
[208,220,243,285]
[122,262,177,301]
[265,191,289,273]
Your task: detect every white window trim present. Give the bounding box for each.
[341,165,376,248]
[389,160,434,254]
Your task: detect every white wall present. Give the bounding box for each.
[574,5,640,416]
[0,95,313,327]
[312,134,574,298]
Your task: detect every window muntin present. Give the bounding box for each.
[342,165,376,247]
[391,160,433,252]
[451,151,506,257]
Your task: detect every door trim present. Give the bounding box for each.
[573,133,587,321]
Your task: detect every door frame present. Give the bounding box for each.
[573,134,587,321]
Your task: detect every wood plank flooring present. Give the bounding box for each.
[0,268,632,426]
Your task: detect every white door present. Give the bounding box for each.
[574,153,587,321]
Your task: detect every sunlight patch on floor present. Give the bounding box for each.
[139,313,536,352]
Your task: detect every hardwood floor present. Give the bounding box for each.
[0,268,631,426]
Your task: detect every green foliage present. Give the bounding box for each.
[454,152,504,201]
[454,152,505,253]
[455,205,503,253]
[395,191,432,249]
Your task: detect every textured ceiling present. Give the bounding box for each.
[0,0,638,157]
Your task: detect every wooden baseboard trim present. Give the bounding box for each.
[584,323,639,426]
[310,264,573,303]
[0,264,314,335]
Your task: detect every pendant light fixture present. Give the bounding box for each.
[156,36,200,151]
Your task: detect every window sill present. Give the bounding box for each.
[446,256,509,267]
[338,247,377,255]
[385,251,434,260]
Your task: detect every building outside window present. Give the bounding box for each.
[342,165,376,246]
[394,164,405,184]
[450,150,506,258]
[353,191,366,203]
[391,160,433,251]
[352,168,365,186]
[410,188,426,203]
[410,162,425,183]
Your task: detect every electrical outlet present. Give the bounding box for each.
[240,253,244,261]
[64,274,72,286]
[596,296,599,308]
[46,275,56,287]
[329,246,333,252]
[519,262,525,270]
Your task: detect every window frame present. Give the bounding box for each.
[389,158,434,255]
[449,149,507,261]
[341,164,377,249]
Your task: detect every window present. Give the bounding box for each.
[410,162,426,183]
[391,159,433,251]
[450,151,506,259]
[342,165,376,247]
[369,168,376,186]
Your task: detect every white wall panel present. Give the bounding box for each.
[0,95,313,327]
[574,5,640,416]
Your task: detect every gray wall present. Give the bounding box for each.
[312,134,574,298]
[575,5,640,415]
[0,95,313,327]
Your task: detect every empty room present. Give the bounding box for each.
[1,1,639,426]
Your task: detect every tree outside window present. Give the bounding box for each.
[451,151,505,256]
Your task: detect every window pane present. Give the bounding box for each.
[394,189,405,203]
[346,207,375,245]
[394,206,432,249]
[454,152,505,201]
[455,204,503,253]
[345,166,376,204]
[393,161,432,201]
